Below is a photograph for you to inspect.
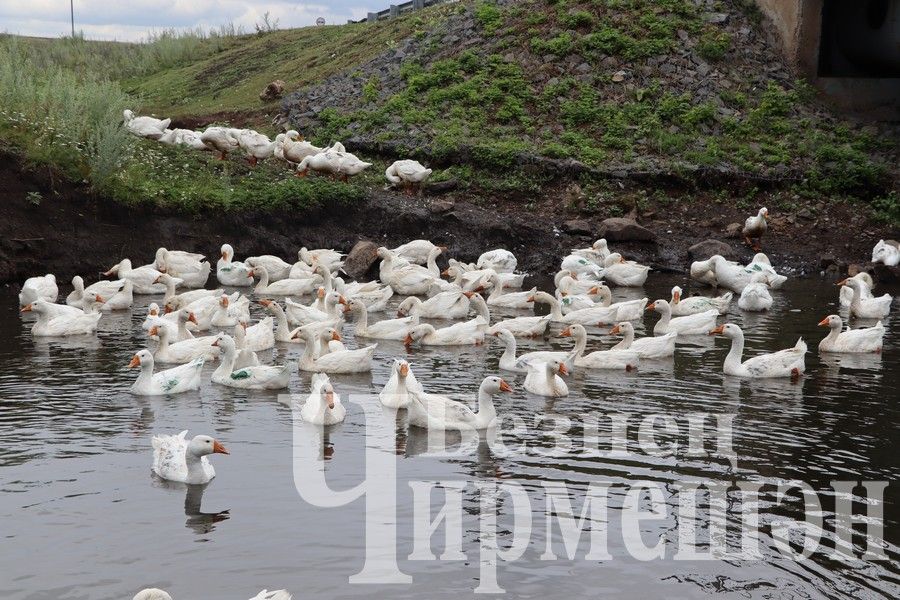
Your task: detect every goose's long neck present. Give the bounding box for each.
[270,305,290,338]
[184,449,206,481]
[656,305,671,329]
[500,334,517,362]
[849,286,860,310]
[612,327,634,350]
[572,329,587,359]
[213,345,237,379]
[426,252,440,278]
[321,269,333,294]
[824,325,841,345]
[234,325,246,349]
[254,270,269,292]
[542,293,563,320]
[472,296,490,322]
[163,279,176,303]
[725,331,745,371]
[136,361,155,386]
[354,305,368,332]
[157,327,171,352]
[477,384,497,421]
[176,318,191,339]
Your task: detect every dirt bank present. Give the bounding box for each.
[1,152,896,289]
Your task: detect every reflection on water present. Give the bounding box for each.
[0,275,897,599]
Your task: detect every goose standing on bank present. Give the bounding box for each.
[238,130,276,166]
[385,159,432,194]
[200,126,242,160]
[742,207,768,251]
[123,109,170,139]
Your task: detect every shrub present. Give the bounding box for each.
[697,31,731,61]
[475,2,504,35]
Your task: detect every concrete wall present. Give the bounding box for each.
[753,0,899,118]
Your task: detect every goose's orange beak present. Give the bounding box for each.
[709,325,725,336]
[211,338,219,346]
[399,362,409,377]
[673,290,681,303]
[153,275,162,284]
[258,299,271,307]
[331,331,342,341]
[317,288,325,299]
[188,312,198,325]
[645,302,656,311]
[212,440,229,455]
[441,269,450,277]
[526,295,535,302]
[164,305,173,314]
[221,251,227,260]
[148,325,159,336]
[836,279,847,286]
[338,295,348,306]
[499,379,512,393]
[588,286,599,294]
[325,391,335,409]
[95,294,104,303]
[128,355,141,368]
[462,291,474,298]
[343,304,351,314]
[559,327,572,337]
[404,333,413,346]
[221,297,229,307]
[609,324,621,335]
[558,363,569,376]
[20,303,32,313]
[149,308,158,316]
[817,317,830,327]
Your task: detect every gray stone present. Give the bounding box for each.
[705,12,729,24]
[688,239,735,261]
[563,219,593,235]
[343,241,379,280]
[597,218,656,243]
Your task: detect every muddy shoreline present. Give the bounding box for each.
[2,152,896,289]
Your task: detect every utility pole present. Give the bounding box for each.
[70,0,75,37]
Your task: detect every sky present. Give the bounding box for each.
[0,0,377,41]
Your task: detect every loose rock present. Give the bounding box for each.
[597,218,656,243]
[342,240,379,280]
[259,80,286,102]
[688,239,735,261]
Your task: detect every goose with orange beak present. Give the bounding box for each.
[817,315,884,353]
[708,323,806,378]
[149,322,218,364]
[669,285,732,316]
[150,429,227,484]
[24,296,103,336]
[608,321,676,359]
[406,376,511,430]
[647,299,718,336]
[216,243,253,286]
[837,277,893,319]
[301,373,346,425]
[560,324,640,371]
[523,358,569,397]
[295,328,376,373]
[379,359,424,409]
[742,207,768,251]
[129,349,204,395]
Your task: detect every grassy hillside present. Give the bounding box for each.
[0,0,897,223]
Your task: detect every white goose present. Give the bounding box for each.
[560,254,604,278]
[150,429,228,484]
[690,256,719,286]
[391,239,438,265]
[285,291,344,327]
[104,258,164,294]
[100,280,134,311]
[150,323,218,364]
[492,328,576,373]
[571,238,610,265]
[344,298,417,340]
[602,253,650,287]
[476,249,517,274]
[523,359,569,397]
[872,239,900,266]
[742,207,768,250]
[609,321,676,359]
[559,324,640,371]
[738,273,773,311]
[123,109,170,139]
[839,272,874,308]
[19,274,58,306]
[281,131,323,164]
[817,315,884,353]
[301,373,346,425]
[211,334,290,389]
[839,277,892,318]
[468,292,549,337]
[251,266,320,296]
[129,350,203,396]
[593,284,648,320]
[258,299,304,344]
[158,127,206,150]
[409,376,511,430]
[238,129,276,166]
[142,303,187,340]
[379,359,422,409]
[670,286,732,315]
[66,275,124,306]
[200,126,242,159]
[397,290,470,319]
[157,273,221,310]
[22,299,102,336]
[647,300,718,336]
[404,321,485,346]
[245,255,292,281]
[385,159,432,194]
[377,247,437,295]
[484,273,535,309]
[235,316,275,352]
[296,328,376,373]
[709,323,806,378]
[217,244,253,286]
[298,247,344,272]
[531,291,618,325]
[133,589,291,600]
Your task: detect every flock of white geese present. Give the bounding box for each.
[122,109,433,191]
[15,183,898,599]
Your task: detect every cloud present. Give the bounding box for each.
[0,0,374,41]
